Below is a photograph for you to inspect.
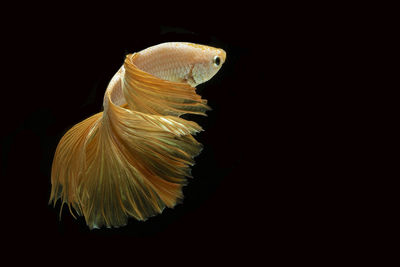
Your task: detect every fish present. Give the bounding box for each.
[49,42,226,229]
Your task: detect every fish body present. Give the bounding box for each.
[49,42,226,229]
[134,42,226,86]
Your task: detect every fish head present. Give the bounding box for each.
[182,43,226,87]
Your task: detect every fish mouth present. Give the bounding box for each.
[219,49,227,64]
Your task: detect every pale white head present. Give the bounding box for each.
[181,42,226,87]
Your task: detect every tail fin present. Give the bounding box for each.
[49,54,209,229]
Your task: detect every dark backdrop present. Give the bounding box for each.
[0,4,312,263]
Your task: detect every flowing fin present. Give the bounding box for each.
[49,54,207,229]
[50,112,102,215]
[122,53,211,116]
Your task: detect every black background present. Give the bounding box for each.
[1,2,381,264]
[0,3,319,263]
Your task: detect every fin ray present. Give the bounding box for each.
[49,57,206,228]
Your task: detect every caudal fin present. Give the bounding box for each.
[49,54,209,229]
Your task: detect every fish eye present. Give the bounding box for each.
[213,56,221,66]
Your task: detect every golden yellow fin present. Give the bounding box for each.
[50,65,206,229]
[50,112,102,217]
[122,53,211,116]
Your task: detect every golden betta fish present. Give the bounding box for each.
[49,42,226,229]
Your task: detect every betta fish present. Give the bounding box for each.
[49,42,226,229]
